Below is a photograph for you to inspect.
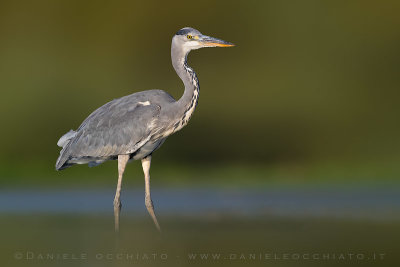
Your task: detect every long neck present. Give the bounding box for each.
[171,43,200,122]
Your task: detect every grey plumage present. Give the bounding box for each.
[57,130,76,148]
[55,27,234,231]
[56,90,175,170]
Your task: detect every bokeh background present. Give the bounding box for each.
[0,0,399,266]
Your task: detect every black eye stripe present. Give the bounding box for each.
[176,28,192,36]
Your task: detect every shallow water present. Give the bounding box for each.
[0,186,399,221]
[1,186,399,267]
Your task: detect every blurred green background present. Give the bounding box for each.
[0,1,400,267]
[1,0,400,187]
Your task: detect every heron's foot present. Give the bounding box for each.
[114,199,122,232]
[145,195,161,232]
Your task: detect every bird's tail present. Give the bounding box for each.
[55,153,72,170]
[55,130,77,170]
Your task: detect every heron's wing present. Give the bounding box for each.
[69,100,162,158]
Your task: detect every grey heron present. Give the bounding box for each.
[55,27,234,232]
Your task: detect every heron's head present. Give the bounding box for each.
[172,27,234,53]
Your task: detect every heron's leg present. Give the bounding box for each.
[114,154,129,232]
[142,155,161,232]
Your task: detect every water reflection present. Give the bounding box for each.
[1,186,399,221]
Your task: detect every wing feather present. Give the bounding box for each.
[56,90,174,169]
[68,100,160,158]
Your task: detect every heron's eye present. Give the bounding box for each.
[186,35,193,39]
